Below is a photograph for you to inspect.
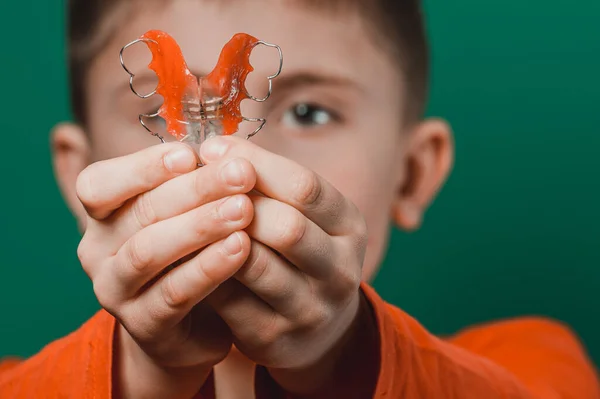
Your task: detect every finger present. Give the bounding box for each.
[110,194,253,297]
[233,240,311,318]
[200,136,360,236]
[122,231,251,334]
[77,142,198,220]
[112,157,256,241]
[247,195,335,279]
[206,279,283,344]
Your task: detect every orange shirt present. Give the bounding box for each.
[1,284,598,398]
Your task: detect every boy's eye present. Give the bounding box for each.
[281,103,335,129]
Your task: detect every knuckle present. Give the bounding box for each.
[353,217,369,249]
[76,236,91,270]
[124,236,152,275]
[278,209,307,248]
[329,259,361,302]
[240,245,269,285]
[256,313,282,344]
[92,276,117,311]
[338,267,362,295]
[293,169,322,207]
[340,214,369,262]
[146,300,171,328]
[300,304,331,329]
[160,273,188,309]
[117,308,147,341]
[75,166,98,209]
[77,234,101,278]
[190,259,220,289]
[131,193,157,228]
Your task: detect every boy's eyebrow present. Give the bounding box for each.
[115,70,364,97]
[266,71,366,95]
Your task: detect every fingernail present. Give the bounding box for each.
[221,159,245,187]
[223,232,243,255]
[201,137,228,162]
[164,147,196,173]
[219,196,245,222]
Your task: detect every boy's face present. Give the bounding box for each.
[53,0,453,280]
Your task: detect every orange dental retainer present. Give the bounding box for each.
[120,30,283,153]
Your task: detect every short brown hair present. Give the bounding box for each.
[68,0,429,127]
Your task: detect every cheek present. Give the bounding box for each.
[344,169,396,281]
[321,143,401,281]
[86,70,165,162]
[87,98,162,162]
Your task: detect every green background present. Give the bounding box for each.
[1,0,599,369]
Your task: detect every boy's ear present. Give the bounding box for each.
[393,118,454,231]
[50,122,91,229]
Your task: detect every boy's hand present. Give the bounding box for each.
[76,142,256,398]
[200,137,371,392]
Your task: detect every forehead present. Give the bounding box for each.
[97,0,399,86]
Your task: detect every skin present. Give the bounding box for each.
[51,1,453,398]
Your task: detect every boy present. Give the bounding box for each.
[1,0,599,397]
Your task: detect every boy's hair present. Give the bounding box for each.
[68,0,429,127]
